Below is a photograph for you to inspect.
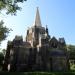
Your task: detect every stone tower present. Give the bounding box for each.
[26,7,49,47]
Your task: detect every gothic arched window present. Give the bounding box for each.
[51,42,57,48]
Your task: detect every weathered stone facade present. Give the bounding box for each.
[3,8,69,72]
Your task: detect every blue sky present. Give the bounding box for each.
[0,0,75,49]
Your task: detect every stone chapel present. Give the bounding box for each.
[3,8,69,72]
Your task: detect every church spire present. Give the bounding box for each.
[34,7,42,27]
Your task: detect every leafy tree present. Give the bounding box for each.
[67,45,75,51]
[0,52,4,71]
[0,0,27,71]
[0,20,11,47]
[0,0,27,44]
[0,0,27,15]
[0,20,10,44]
[67,45,75,59]
[0,52,4,65]
[2,49,6,56]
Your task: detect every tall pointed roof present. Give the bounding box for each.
[34,7,42,27]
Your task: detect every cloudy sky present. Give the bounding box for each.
[0,0,75,49]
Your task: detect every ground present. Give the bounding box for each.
[0,72,75,75]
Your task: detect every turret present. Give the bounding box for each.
[46,25,49,35]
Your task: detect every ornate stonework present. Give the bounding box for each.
[3,8,69,72]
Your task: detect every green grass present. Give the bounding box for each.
[0,72,75,75]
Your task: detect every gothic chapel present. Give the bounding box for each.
[3,8,69,72]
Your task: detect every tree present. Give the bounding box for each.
[0,52,4,65]
[0,20,11,48]
[0,20,10,44]
[0,0,27,44]
[0,52,4,71]
[0,0,27,71]
[0,0,27,15]
[67,45,75,51]
[2,49,6,56]
[67,45,75,59]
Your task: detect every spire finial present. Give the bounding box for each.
[46,25,49,35]
[34,7,42,27]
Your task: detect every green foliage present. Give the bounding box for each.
[0,52,4,65]
[0,0,27,15]
[67,45,75,59]
[0,52,4,71]
[0,0,27,45]
[0,1,5,10]
[67,45,75,51]
[70,64,75,71]
[0,0,27,44]
[2,49,6,56]
[0,20,10,44]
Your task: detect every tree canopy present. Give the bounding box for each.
[0,20,10,44]
[0,0,27,15]
[67,45,75,59]
[0,0,27,45]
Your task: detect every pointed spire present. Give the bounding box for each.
[34,7,42,27]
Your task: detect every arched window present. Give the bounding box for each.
[51,42,57,48]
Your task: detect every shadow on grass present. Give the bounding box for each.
[0,72,75,75]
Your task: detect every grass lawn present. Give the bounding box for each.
[0,72,75,75]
